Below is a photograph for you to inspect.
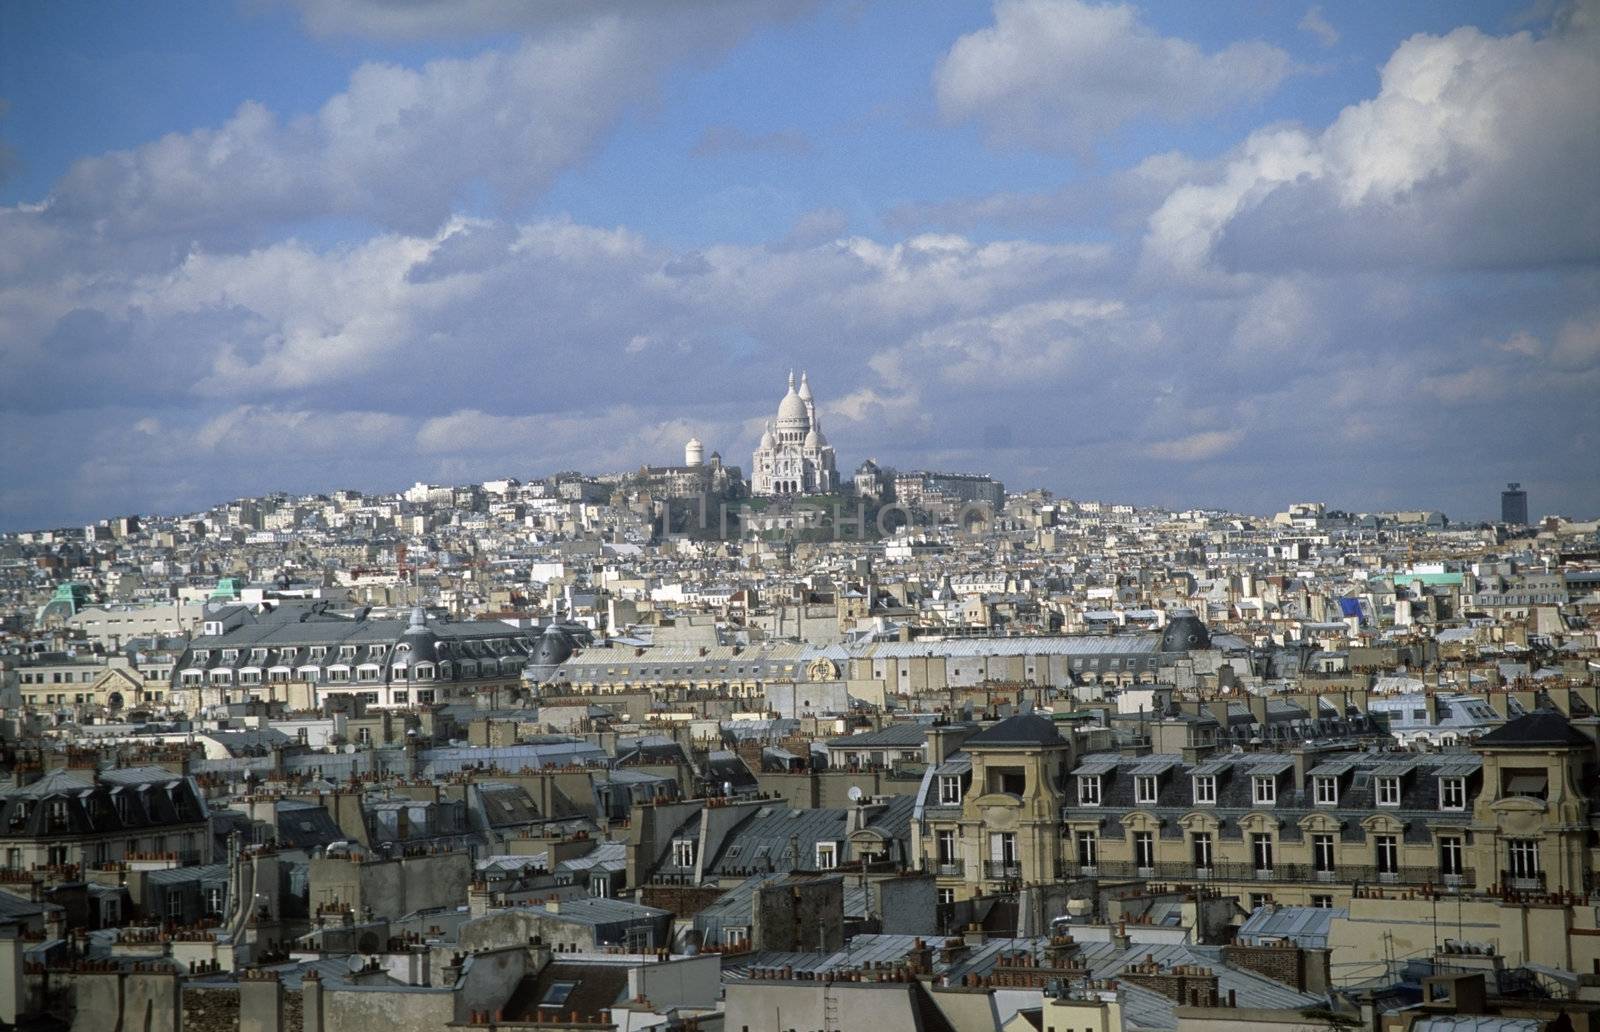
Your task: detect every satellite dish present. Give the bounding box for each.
[847,786,864,803]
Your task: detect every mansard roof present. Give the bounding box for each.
[1474,709,1589,748]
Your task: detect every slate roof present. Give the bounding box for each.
[1474,710,1590,748]
[825,723,929,749]
[726,934,1326,1030]
[1061,750,1484,844]
[965,713,1066,749]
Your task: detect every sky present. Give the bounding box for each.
[1,0,1596,531]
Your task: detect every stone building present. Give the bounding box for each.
[170,601,532,711]
[751,370,839,496]
[1043,709,1596,909]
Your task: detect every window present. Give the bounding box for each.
[1133,831,1154,870]
[939,775,963,805]
[1314,776,1339,806]
[938,888,955,905]
[1135,775,1158,805]
[1312,834,1335,873]
[989,832,1017,873]
[1507,839,1540,880]
[1311,894,1334,909]
[1252,775,1276,806]
[590,876,610,898]
[1249,892,1273,909]
[1501,769,1547,800]
[1192,833,1213,871]
[1440,777,1466,811]
[815,842,838,869]
[674,839,697,868]
[167,891,184,919]
[1193,775,1216,805]
[1376,776,1401,807]
[1076,831,1098,869]
[1375,834,1398,875]
[206,886,225,915]
[936,830,956,865]
[988,766,1025,795]
[1251,833,1274,873]
[1078,775,1101,806]
[1439,836,1463,876]
[357,727,371,744]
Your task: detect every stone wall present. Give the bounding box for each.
[753,876,844,952]
[182,985,241,1032]
[1221,942,1330,993]
[639,884,724,918]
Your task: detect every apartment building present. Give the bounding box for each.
[0,766,211,872]
[1050,709,1594,908]
[913,713,1074,902]
[169,601,532,710]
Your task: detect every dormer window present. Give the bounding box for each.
[221,650,239,662]
[673,839,697,867]
[1375,776,1401,807]
[1192,775,1216,805]
[1314,776,1339,806]
[1078,775,1102,806]
[194,650,210,662]
[939,775,963,805]
[1439,776,1466,811]
[1252,775,1276,806]
[814,842,838,870]
[1134,775,1158,805]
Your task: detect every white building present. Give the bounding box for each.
[751,370,839,496]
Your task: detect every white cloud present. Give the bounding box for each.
[1144,429,1244,461]
[1299,6,1340,47]
[1143,14,1600,277]
[935,0,1292,151]
[33,9,798,241]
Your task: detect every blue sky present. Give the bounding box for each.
[1,0,1596,529]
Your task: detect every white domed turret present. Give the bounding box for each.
[776,369,809,429]
[684,437,704,467]
[753,370,838,496]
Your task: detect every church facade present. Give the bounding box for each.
[751,371,839,496]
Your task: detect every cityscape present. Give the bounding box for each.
[1,3,1598,1032]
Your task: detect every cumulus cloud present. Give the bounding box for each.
[935,0,1292,151]
[3,3,1597,529]
[1144,13,1600,278]
[28,8,800,243]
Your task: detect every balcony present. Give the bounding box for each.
[984,861,1021,881]
[1056,859,1476,889]
[933,860,964,878]
[1503,869,1545,892]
